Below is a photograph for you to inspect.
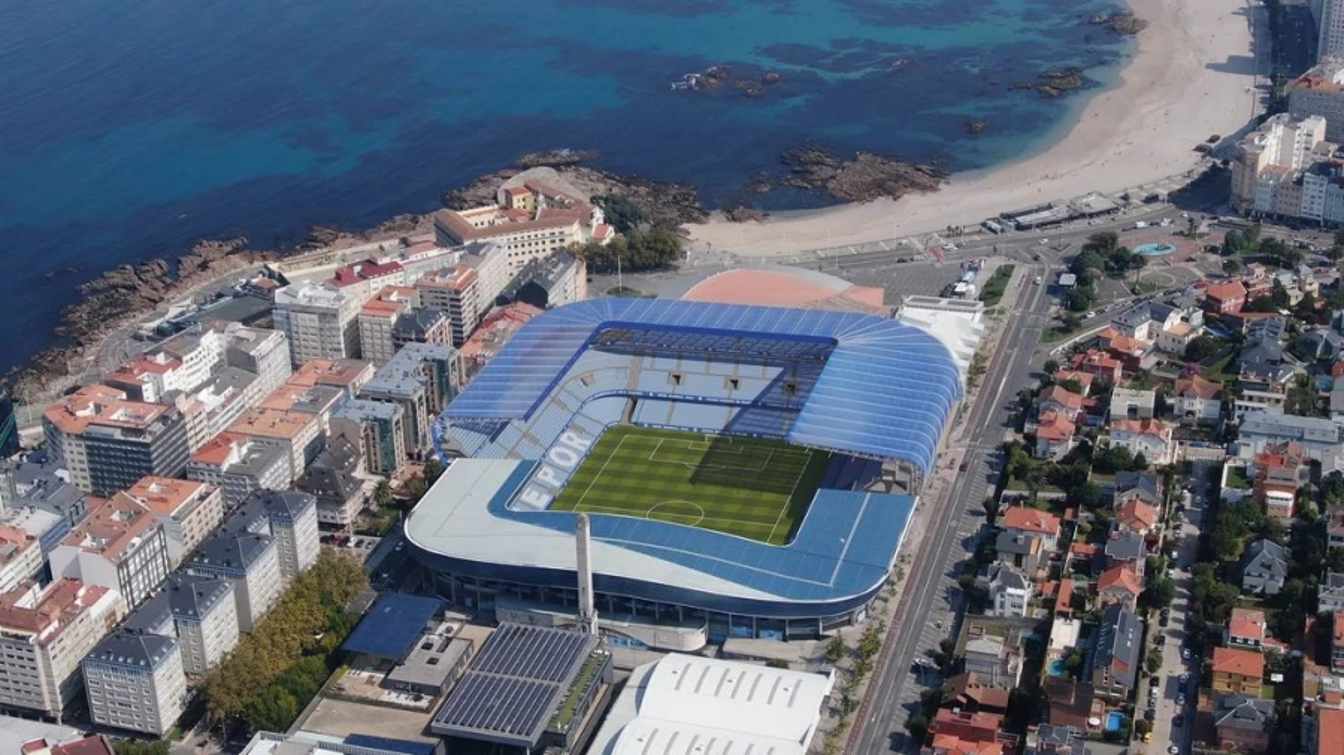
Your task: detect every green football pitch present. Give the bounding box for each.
[550,425,830,545]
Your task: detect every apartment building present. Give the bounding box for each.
[185,527,281,631]
[416,265,481,346]
[169,366,261,452]
[1212,646,1265,696]
[392,308,453,353]
[287,358,376,399]
[50,496,172,610]
[329,258,409,304]
[123,477,224,569]
[1291,59,1344,143]
[1089,605,1142,703]
[258,383,343,436]
[498,250,588,310]
[83,629,187,736]
[186,432,290,508]
[432,175,612,275]
[233,490,319,584]
[0,452,92,555]
[0,579,125,718]
[358,343,460,458]
[330,398,407,475]
[43,386,191,496]
[105,324,289,406]
[217,322,293,397]
[226,407,324,484]
[1231,114,1339,221]
[0,524,44,594]
[296,438,365,529]
[1321,0,1344,60]
[273,282,363,365]
[136,572,240,676]
[358,286,416,366]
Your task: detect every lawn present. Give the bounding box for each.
[979,264,1016,306]
[551,425,829,545]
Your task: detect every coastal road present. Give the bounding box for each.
[849,264,1056,753]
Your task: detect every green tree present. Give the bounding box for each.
[1184,334,1223,362]
[1223,258,1242,275]
[593,194,646,234]
[373,480,392,507]
[906,714,929,744]
[114,742,171,755]
[825,635,846,663]
[423,458,446,484]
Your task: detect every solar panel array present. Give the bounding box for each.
[443,299,962,472]
[431,624,597,748]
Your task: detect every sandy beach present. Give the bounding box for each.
[686,0,1259,256]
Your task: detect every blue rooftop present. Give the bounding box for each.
[444,299,961,471]
[341,593,443,660]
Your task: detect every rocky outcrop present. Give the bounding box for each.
[517,148,600,168]
[1090,12,1148,35]
[771,147,945,203]
[964,119,988,136]
[1014,68,1087,98]
[670,64,786,98]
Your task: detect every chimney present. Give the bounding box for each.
[576,513,598,635]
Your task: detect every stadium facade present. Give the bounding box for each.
[405,298,963,645]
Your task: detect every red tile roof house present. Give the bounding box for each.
[1039,385,1086,420]
[1000,506,1063,551]
[1226,607,1267,650]
[1115,499,1160,535]
[930,709,1004,748]
[1204,280,1247,314]
[1034,410,1078,461]
[1054,370,1095,396]
[1172,374,1223,425]
[1097,564,1142,610]
[1071,349,1124,384]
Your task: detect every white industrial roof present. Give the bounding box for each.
[588,654,833,755]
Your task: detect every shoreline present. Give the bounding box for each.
[685,0,1260,256]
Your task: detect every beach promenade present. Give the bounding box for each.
[686,0,1261,256]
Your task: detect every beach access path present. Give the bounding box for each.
[686,0,1261,257]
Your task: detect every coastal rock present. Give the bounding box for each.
[1014,68,1086,98]
[671,64,786,99]
[723,205,768,223]
[774,147,945,203]
[964,119,988,136]
[1090,12,1148,35]
[517,148,600,168]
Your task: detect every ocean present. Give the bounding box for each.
[0,0,1132,377]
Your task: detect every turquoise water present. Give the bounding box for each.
[0,0,1132,374]
[1105,712,1127,732]
[1048,658,1070,677]
[1135,242,1178,256]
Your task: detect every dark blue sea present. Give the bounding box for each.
[0,0,1132,376]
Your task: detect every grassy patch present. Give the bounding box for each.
[551,425,829,545]
[1225,466,1252,490]
[980,264,1016,306]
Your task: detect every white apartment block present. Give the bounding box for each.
[49,495,172,610]
[416,265,481,346]
[357,286,415,366]
[0,524,44,593]
[0,579,126,719]
[123,477,225,569]
[235,491,319,584]
[83,630,187,736]
[1322,0,1344,60]
[186,528,282,632]
[226,407,323,484]
[163,573,239,675]
[186,432,291,507]
[1231,114,1335,219]
[273,282,364,365]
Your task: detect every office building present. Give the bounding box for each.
[50,495,171,610]
[359,343,460,457]
[330,398,407,475]
[42,386,191,496]
[83,629,187,736]
[233,490,319,584]
[186,432,291,508]
[185,526,281,632]
[0,579,125,719]
[123,477,224,569]
[415,266,481,346]
[273,282,363,365]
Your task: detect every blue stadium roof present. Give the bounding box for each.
[445,299,961,471]
[341,593,443,660]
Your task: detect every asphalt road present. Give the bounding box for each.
[850,265,1056,752]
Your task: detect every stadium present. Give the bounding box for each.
[405,294,968,647]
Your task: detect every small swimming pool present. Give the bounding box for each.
[1105,711,1127,732]
[1135,242,1177,256]
[1047,659,1069,677]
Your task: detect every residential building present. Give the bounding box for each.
[186,432,290,508]
[357,286,416,366]
[0,452,91,554]
[963,634,1022,687]
[0,579,125,718]
[226,407,324,483]
[1042,677,1094,732]
[1310,706,1344,755]
[1294,62,1344,143]
[1227,607,1268,650]
[329,258,409,304]
[169,365,263,451]
[1321,572,1344,612]
[1109,387,1156,420]
[1252,441,1310,520]
[272,282,363,364]
[1107,419,1173,465]
[184,526,281,632]
[1237,411,1343,465]
[287,358,375,398]
[1110,298,1203,343]
[1212,693,1275,753]
[123,477,224,569]
[1039,386,1085,421]
[1089,605,1142,702]
[0,525,43,594]
[1115,499,1158,535]
[1241,538,1288,596]
[50,495,171,609]
[1333,611,1344,673]
[391,306,453,353]
[161,573,239,675]
[1096,329,1157,374]
[217,322,293,398]
[416,265,481,347]
[497,250,588,310]
[295,437,364,529]
[0,389,18,460]
[999,506,1062,551]
[1172,374,1223,424]
[980,564,1032,617]
[1113,470,1160,508]
[928,709,1005,754]
[1104,530,1145,573]
[83,630,186,736]
[1300,326,1344,362]
[1211,646,1264,696]
[1330,505,1344,550]
[432,174,612,274]
[232,490,319,584]
[995,531,1043,575]
[258,382,343,433]
[945,673,1011,716]
[1034,410,1077,460]
[1204,280,1248,314]
[1231,113,1330,215]
[330,398,407,475]
[1097,564,1141,610]
[20,735,118,755]
[358,343,460,457]
[42,386,190,496]
[1319,1,1344,62]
